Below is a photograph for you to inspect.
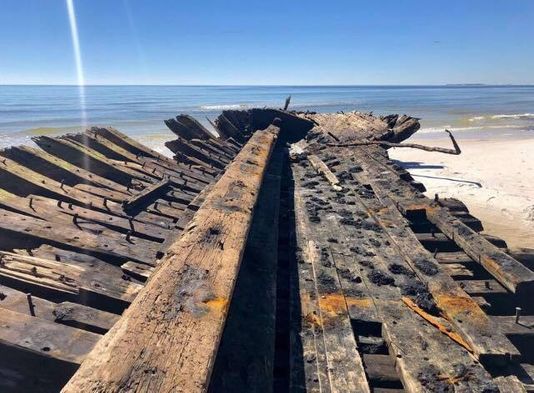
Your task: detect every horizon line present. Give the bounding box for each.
[1,83,534,88]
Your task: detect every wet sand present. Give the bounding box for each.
[389,131,534,249]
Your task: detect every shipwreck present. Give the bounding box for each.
[0,105,532,392]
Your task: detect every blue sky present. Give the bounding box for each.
[0,0,533,85]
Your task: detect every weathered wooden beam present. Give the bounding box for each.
[24,195,171,242]
[122,179,171,212]
[352,142,534,297]
[0,252,143,306]
[291,158,498,392]
[215,113,241,140]
[345,153,521,363]
[426,207,534,296]
[1,145,130,195]
[190,138,236,160]
[0,155,122,212]
[458,279,507,295]
[0,283,56,320]
[121,261,154,283]
[491,315,534,336]
[0,209,156,265]
[63,124,280,392]
[91,127,174,164]
[87,126,216,184]
[175,115,215,140]
[53,302,120,334]
[291,165,370,392]
[0,307,99,365]
[33,136,155,186]
[165,139,227,170]
[209,145,283,392]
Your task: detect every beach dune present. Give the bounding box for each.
[390,133,534,249]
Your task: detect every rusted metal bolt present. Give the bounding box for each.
[26,293,36,316]
[515,307,522,324]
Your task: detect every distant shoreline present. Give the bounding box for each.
[2,84,534,88]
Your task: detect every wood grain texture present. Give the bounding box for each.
[62,125,280,393]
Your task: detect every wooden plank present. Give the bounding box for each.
[0,307,99,365]
[0,209,156,265]
[293,191,369,393]
[67,132,204,189]
[0,252,143,305]
[426,207,534,296]
[53,302,120,334]
[435,251,474,264]
[175,114,215,140]
[63,124,280,392]
[307,154,342,191]
[0,283,56,320]
[88,127,214,184]
[458,279,508,295]
[190,138,236,160]
[209,145,283,392]
[122,179,171,212]
[33,136,155,186]
[361,354,402,386]
[2,145,130,195]
[292,158,498,392]
[0,192,170,243]
[353,143,534,297]
[81,129,215,186]
[440,263,475,279]
[165,139,227,170]
[0,155,122,212]
[90,127,174,164]
[344,151,520,363]
[121,261,154,282]
[491,315,534,336]
[494,375,527,393]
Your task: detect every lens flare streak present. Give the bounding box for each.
[66,0,87,127]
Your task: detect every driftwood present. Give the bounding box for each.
[327,129,461,155]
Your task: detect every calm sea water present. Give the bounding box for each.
[1,85,533,151]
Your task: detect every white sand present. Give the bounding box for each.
[389,135,534,249]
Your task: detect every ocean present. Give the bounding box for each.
[1,85,533,151]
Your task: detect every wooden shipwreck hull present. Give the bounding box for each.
[0,108,533,392]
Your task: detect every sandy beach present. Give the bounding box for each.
[390,131,534,249]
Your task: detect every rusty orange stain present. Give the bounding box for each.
[346,297,372,309]
[434,294,486,324]
[318,294,347,315]
[304,312,322,328]
[318,294,372,315]
[203,297,228,313]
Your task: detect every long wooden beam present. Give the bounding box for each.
[63,124,280,392]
